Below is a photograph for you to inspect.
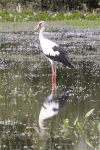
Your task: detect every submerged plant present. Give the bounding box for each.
[61,109,95,148]
[28,88,33,103]
[12,87,17,96]
[28,87,47,104]
[0,95,4,98]
[11,87,17,105]
[74,109,94,134]
[60,119,69,139]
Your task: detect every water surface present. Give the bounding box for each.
[0,23,100,149]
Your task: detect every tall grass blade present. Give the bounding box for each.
[85,140,94,149]
[41,87,47,91]
[85,109,94,118]
[74,117,78,126]
[97,123,100,132]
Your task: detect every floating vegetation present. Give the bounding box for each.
[1,10,100,22]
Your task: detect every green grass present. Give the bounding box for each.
[1,10,100,23]
[1,11,100,28]
[65,20,100,28]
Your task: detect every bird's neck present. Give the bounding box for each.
[39,26,45,40]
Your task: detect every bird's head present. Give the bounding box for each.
[29,21,48,36]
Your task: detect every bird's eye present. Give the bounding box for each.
[39,23,42,28]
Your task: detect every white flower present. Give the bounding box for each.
[9,14,13,17]
[52,13,57,18]
[49,13,52,15]
[24,18,28,20]
[54,13,57,16]
[84,14,86,17]
[64,14,67,17]
[0,16,2,19]
[27,15,30,18]
[33,12,36,16]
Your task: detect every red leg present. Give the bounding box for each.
[52,64,54,88]
[52,63,56,94]
[54,62,56,94]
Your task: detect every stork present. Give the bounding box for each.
[29,21,72,91]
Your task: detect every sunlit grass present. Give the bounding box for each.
[65,20,100,28]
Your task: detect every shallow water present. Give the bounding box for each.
[0,24,100,149]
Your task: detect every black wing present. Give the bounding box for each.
[46,46,72,68]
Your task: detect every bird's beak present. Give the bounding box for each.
[29,26,39,36]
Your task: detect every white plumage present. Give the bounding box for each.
[40,38,59,56]
[29,21,72,68]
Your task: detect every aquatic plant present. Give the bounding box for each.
[28,88,33,103]
[28,87,47,104]
[60,119,69,138]
[0,95,3,98]
[11,87,17,105]
[74,109,94,132]
[12,87,17,96]
[61,109,94,136]
[1,10,100,22]
[61,109,98,149]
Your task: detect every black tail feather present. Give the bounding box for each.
[46,46,72,68]
[63,54,72,68]
[53,46,72,68]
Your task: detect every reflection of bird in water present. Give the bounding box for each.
[29,21,72,92]
[38,91,72,135]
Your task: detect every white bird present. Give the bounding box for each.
[29,21,72,90]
